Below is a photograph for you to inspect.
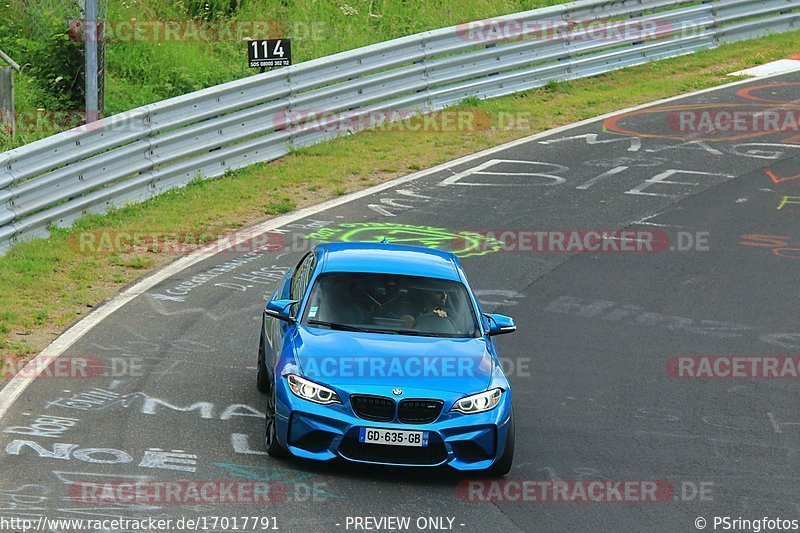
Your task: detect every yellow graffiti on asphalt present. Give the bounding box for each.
[777,196,800,210]
[305,222,502,258]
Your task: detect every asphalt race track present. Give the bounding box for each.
[2,71,800,532]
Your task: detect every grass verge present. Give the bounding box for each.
[0,31,798,375]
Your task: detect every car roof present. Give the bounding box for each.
[315,242,462,281]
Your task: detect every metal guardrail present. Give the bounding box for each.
[0,0,798,254]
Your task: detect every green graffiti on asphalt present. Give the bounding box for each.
[305,222,501,258]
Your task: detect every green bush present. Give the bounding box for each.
[17,31,84,109]
[3,5,84,111]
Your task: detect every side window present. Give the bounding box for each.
[289,256,304,301]
[290,253,315,303]
[302,255,316,296]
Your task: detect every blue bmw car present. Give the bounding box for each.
[257,242,517,475]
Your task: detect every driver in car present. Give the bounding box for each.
[397,290,450,330]
[422,290,448,318]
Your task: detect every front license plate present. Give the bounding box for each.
[359,427,429,447]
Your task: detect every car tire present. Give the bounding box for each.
[265,384,289,458]
[486,411,514,477]
[256,335,271,394]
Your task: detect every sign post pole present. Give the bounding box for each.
[0,49,19,141]
[0,67,14,139]
[84,0,99,124]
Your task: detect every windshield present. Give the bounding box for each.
[301,272,480,338]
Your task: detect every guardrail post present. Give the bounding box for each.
[285,67,295,153]
[705,0,721,45]
[420,33,434,112]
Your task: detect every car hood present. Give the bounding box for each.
[290,326,495,395]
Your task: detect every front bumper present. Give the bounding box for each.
[273,381,513,471]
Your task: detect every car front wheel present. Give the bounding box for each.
[265,384,288,458]
[486,411,514,476]
[256,334,271,393]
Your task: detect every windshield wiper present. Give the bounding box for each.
[307,320,466,337]
[306,319,370,332]
[396,329,455,338]
[358,327,455,338]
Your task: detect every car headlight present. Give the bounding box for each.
[451,388,503,414]
[286,374,341,405]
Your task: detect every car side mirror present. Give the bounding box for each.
[485,313,516,336]
[265,299,299,323]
